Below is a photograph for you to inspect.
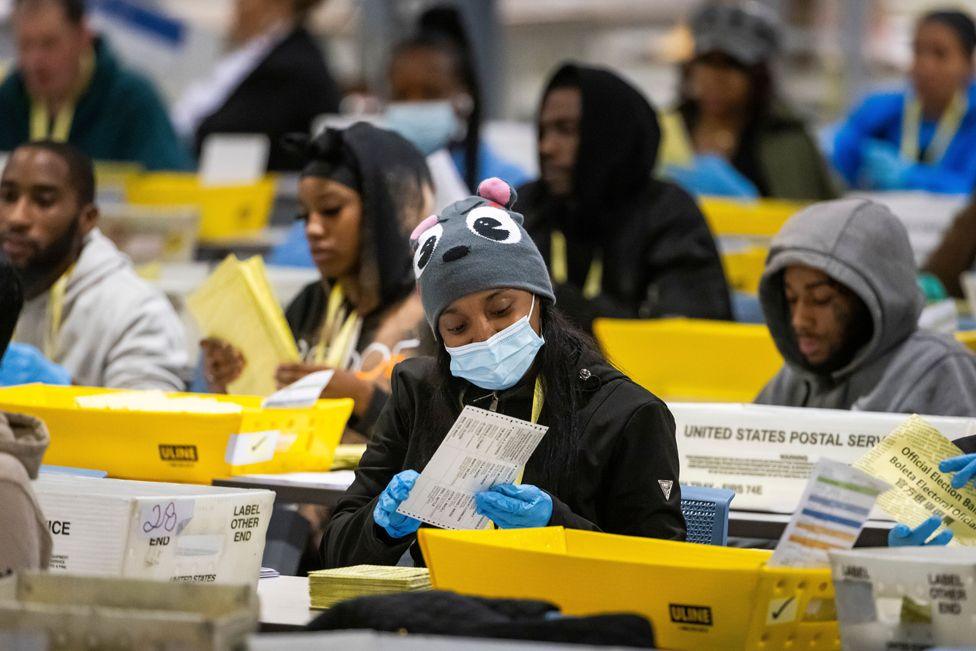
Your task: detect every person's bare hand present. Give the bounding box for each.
[200,338,245,393]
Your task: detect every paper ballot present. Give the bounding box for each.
[770,458,889,568]
[262,370,334,409]
[397,406,548,530]
[854,415,976,545]
[187,255,299,396]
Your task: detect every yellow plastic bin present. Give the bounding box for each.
[956,329,976,353]
[420,527,839,651]
[593,318,783,402]
[124,173,276,241]
[700,197,806,238]
[0,385,352,484]
[722,246,769,294]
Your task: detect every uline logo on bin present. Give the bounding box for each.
[159,445,199,463]
[669,603,713,627]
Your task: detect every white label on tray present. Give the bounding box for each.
[138,499,195,539]
[176,534,224,557]
[225,430,279,466]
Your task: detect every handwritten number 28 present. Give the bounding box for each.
[143,502,179,534]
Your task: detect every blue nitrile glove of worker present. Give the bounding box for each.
[940,453,976,489]
[861,140,911,190]
[888,514,954,547]
[373,470,422,539]
[474,483,553,529]
[663,154,760,198]
[0,343,71,386]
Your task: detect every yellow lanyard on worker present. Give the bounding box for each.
[44,264,74,358]
[312,283,363,368]
[900,90,967,164]
[550,230,602,300]
[28,49,94,142]
[30,102,75,142]
[513,378,545,486]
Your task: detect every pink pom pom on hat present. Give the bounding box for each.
[477,177,517,209]
[410,214,441,243]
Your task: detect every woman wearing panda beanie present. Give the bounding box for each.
[320,178,685,568]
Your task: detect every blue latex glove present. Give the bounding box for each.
[888,514,954,547]
[664,154,760,198]
[0,343,71,386]
[474,483,553,529]
[861,140,911,190]
[372,470,422,539]
[939,453,976,489]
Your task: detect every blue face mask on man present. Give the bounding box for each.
[445,295,545,391]
[385,100,461,155]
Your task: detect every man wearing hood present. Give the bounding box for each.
[756,198,976,417]
[517,62,733,333]
[0,256,51,575]
[0,141,188,389]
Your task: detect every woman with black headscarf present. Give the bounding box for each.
[517,62,733,334]
[833,9,976,192]
[201,122,434,437]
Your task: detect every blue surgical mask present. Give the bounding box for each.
[445,296,545,391]
[385,100,460,155]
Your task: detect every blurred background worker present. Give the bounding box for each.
[660,2,837,200]
[386,4,528,191]
[833,9,976,193]
[518,62,732,334]
[0,0,191,171]
[172,0,342,172]
[0,257,51,577]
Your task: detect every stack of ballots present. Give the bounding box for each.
[308,565,431,609]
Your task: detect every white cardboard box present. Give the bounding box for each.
[33,474,274,585]
[829,546,976,649]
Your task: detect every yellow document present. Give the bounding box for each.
[853,415,976,545]
[187,255,299,396]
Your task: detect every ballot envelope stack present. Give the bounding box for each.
[308,565,431,609]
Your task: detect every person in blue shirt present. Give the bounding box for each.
[833,10,976,193]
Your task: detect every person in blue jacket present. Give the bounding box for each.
[833,10,976,193]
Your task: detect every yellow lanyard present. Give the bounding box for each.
[900,90,967,164]
[513,378,545,486]
[44,265,75,359]
[312,283,363,368]
[28,50,94,142]
[550,230,602,300]
[30,102,75,142]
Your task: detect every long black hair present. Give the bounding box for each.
[392,6,482,192]
[422,302,605,496]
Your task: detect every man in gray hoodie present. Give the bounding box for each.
[755,198,976,417]
[0,140,186,389]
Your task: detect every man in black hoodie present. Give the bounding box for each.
[518,63,733,333]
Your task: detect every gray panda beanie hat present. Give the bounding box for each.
[410,177,556,330]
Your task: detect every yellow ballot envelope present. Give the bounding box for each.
[420,527,840,650]
[188,255,300,396]
[853,415,976,545]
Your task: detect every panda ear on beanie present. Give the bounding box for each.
[477,177,518,210]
